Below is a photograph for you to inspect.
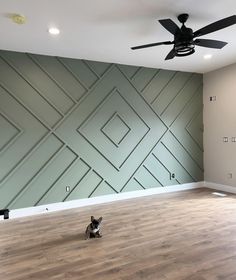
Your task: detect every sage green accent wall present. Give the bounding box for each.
[0,50,203,210]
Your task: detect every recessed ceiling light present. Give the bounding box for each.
[204,54,212,60]
[48,27,60,35]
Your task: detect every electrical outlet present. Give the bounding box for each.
[223,137,228,142]
[232,137,236,142]
[66,186,70,192]
[227,173,233,179]
[210,96,216,101]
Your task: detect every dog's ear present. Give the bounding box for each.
[91,216,95,222]
[98,217,103,223]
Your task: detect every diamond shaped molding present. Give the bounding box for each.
[77,88,152,171]
[0,50,203,209]
[101,112,131,147]
[56,67,167,191]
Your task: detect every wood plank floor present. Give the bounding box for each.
[1,188,236,280]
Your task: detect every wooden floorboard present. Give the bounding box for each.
[1,188,236,279]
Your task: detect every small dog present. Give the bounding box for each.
[85,216,102,239]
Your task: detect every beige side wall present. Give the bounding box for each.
[204,63,236,186]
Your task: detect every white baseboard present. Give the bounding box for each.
[4,182,203,220]
[204,181,236,194]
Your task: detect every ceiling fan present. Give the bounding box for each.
[131,14,236,60]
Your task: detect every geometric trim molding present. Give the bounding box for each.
[101,112,131,147]
[0,50,203,210]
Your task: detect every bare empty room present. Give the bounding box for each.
[1,1,236,279]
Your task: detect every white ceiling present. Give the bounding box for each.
[1,0,236,73]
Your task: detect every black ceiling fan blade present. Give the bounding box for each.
[194,39,228,49]
[131,41,173,50]
[165,48,176,60]
[159,19,180,35]
[194,15,236,38]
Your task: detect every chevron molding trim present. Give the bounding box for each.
[3,182,203,220]
[0,50,203,210]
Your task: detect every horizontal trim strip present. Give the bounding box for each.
[204,181,236,194]
[2,182,204,221]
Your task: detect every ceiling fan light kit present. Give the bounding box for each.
[131,14,236,60]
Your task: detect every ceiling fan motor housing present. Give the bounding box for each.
[174,26,195,56]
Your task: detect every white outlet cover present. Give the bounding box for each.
[210,96,216,101]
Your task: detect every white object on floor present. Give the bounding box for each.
[212,192,227,197]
